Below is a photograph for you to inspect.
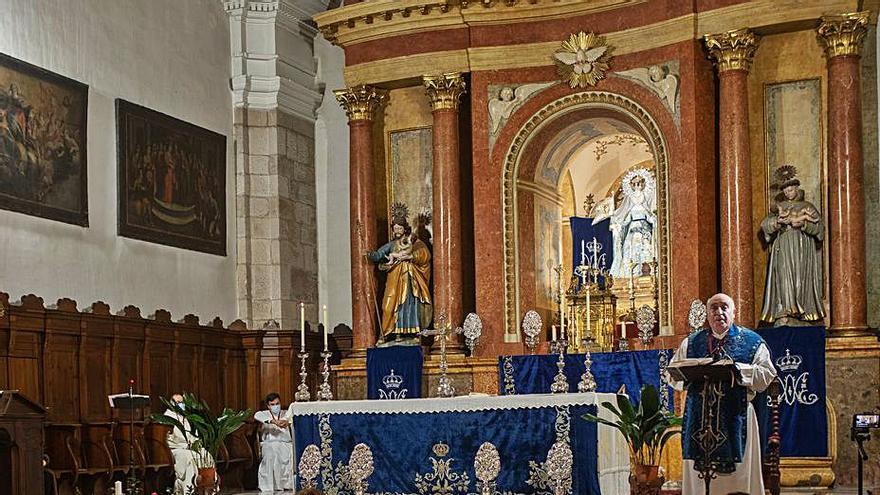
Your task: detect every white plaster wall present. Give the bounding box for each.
[0,0,236,322]
[314,35,352,328]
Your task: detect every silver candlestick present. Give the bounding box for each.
[550,338,569,394]
[294,351,311,402]
[577,342,597,392]
[317,351,333,401]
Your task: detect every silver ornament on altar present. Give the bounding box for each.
[347,443,374,495]
[460,312,483,354]
[550,336,569,394]
[298,444,321,488]
[636,305,656,344]
[545,440,573,495]
[522,310,542,354]
[688,299,707,333]
[577,347,597,393]
[474,442,501,495]
[295,351,311,402]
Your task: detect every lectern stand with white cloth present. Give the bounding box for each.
[291,392,628,494]
[108,387,150,489]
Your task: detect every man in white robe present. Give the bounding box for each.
[670,293,777,495]
[164,394,214,494]
[254,392,294,492]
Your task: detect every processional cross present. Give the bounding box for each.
[421,312,455,398]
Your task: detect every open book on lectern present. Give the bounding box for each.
[666,357,739,384]
[108,393,151,410]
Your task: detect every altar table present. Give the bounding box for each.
[291,392,629,495]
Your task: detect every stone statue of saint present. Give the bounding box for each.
[760,165,825,326]
[368,202,433,342]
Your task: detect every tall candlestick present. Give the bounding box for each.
[300,302,306,351]
[322,304,329,351]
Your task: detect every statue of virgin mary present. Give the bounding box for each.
[597,168,657,278]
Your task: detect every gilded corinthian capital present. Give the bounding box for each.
[423,73,467,111]
[818,11,871,58]
[334,85,388,122]
[704,29,760,73]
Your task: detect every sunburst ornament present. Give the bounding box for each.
[553,31,613,88]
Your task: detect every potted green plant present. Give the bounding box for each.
[584,384,681,495]
[150,393,251,494]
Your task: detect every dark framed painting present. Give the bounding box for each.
[0,52,89,225]
[116,99,226,255]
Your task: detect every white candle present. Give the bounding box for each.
[581,239,586,265]
[300,302,306,351]
[322,304,329,351]
[620,320,626,339]
[552,324,557,342]
[114,481,122,495]
[586,286,591,336]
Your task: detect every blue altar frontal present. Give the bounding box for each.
[291,393,624,495]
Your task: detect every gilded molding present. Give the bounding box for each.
[501,91,671,337]
[817,11,870,58]
[333,85,388,122]
[423,72,468,111]
[703,28,760,73]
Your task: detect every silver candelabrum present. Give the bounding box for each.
[317,351,333,401]
[294,351,311,402]
[550,337,569,394]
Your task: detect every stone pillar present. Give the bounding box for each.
[223,1,325,330]
[334,86,387,351]
[423,73,467,339]
[818,12,871,334]
[704,29,760,326]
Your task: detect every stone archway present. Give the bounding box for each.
[501,91,671,339]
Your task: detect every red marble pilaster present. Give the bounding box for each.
[705,29,759,326]
[424,73,467,347]
[334,85,387,352]
[819,12,870,333]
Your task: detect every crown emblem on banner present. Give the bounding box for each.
[383,369,404,389]
[432,442,450,458]
[775,349,803,372]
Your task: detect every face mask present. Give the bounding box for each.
[176,402,185,411]
[270,404,281,416]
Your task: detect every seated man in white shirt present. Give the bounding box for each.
[164,393,213,494]
[254,392,294,492]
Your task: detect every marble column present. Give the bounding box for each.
[704,29,760,326]
[818,12,871,333]
[423,73,467,348]
[334,86,387,351]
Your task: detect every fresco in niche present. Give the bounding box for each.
[536,119,637,187]
[534,199,561,309]
[389,127,433,237]
[117,99,226,255]
[765,79,823,213]
[0,52,88,225]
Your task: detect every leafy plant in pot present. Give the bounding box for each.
[584,384,681,495]
[150,393,251,494]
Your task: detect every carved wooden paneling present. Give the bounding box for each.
[199,345,222,410]
[43,299,81,423]
[80,303,113,423]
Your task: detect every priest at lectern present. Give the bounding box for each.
[668,293,777,495]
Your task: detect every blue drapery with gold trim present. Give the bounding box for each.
[293,400,600,494]
[498,349,673,406]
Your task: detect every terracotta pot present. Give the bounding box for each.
[196,467,218,494]
[629,464,664,495]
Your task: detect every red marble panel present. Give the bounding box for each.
[349,120,380,349]
[345,28,470,66]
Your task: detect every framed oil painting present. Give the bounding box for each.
[0,52,88,225]
[116,99,226,255]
